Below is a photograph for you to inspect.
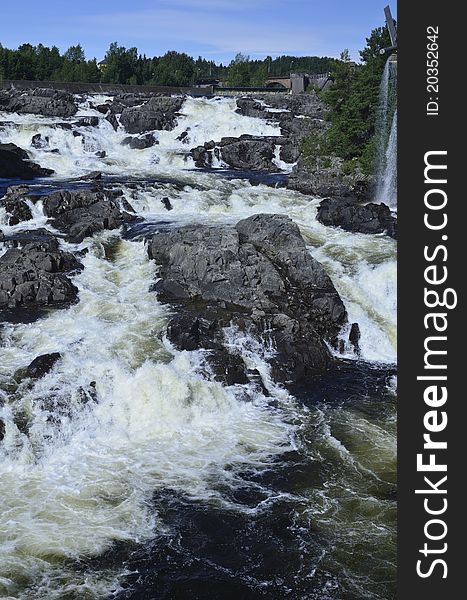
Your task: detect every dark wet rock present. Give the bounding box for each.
[105,113,119,131]
[288,156,370,199]
[176,130,190,143]
[31,133,49,149]
[0,418,5,442]
[220,138,277,171]
[349,322,361,355]
[191,136,278,171]
[161,197,173,211]
[111,93,153,110]
[73,171,103,181]
[235,98,269,119]
[0,185,33,225]
[279,143,300,163]
[74,116,99,127]
[122,133,158,150]
[51,122,73,131]
[120,96,185,134]
[25,352,61,379]
[317,197,397,238]
[0,227,63,248]
[95,151,106,158]
[76,381,98,404]
[0,143,55,180]
[0,238,82,309]
[95,104,110,114]
[0,120,15,130]
[40,189,138,243]
[148,214,348,385]
[191,145,211,168]
[0,88,78,118]
[236,93,325,121]
[268,93,326,119]
[166,312,250,386]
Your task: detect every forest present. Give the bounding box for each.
[0,42,336,87]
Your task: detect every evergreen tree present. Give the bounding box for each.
[302,24,392,174]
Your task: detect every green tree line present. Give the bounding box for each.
[0,42,336,86]
[301,24,393,175]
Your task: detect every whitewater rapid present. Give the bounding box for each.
[1,94,396,599]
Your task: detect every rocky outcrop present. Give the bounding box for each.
[41,189,139,243]
[25,352,62,379]
[191,135,279,171]
[147,214,351,385]
[317,197,397,238]
[0,185,34,225]
[120,96,185,134]
[1,185,139,243]
[0,233,82,309]
[219,137,276,171]
[236,94,328,153]
[236,92,326,120]
[287,157,370,199]
[0,88,78,118]
[73,116,100,127]
[122,133,158,149]
[102,94,155,130]
[0,143,54,180]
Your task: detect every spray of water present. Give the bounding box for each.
[374,58,397,208]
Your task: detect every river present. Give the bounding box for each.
[0,95,396,600]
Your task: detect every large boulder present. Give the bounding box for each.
[190,136,278,171]
[147,214,350,385]
[0,143,54,180]
[2,186,139,243]
[219,137,277,171]
[120,96,185,134]
[287,156,370,199]
[0,234,82,309]
[0,185,34,224]
[317,197,397,238]
[25,352,61,379]
[0,88,78,118]
[73,116,99,127]
[236,93,326,121]
[121,133,158,149]
[41,189,139,243]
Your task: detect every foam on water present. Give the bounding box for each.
[0,96,281,179]
[1,94,396,598]
[123,182,397,365]
[0,236,294,598]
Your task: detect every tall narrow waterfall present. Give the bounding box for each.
[374,56,397,208]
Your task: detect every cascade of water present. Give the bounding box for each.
[374,57,397,208]
[0,94,397,599]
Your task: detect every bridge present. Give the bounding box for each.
[265,73,332,93]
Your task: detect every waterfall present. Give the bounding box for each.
[374,57,397,208]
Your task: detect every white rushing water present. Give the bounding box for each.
[0,235,295,599]
[374,58,397,208]
[0,97,281,179]
[1,94,396,598]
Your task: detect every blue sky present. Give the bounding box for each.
[1,0,397,63]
